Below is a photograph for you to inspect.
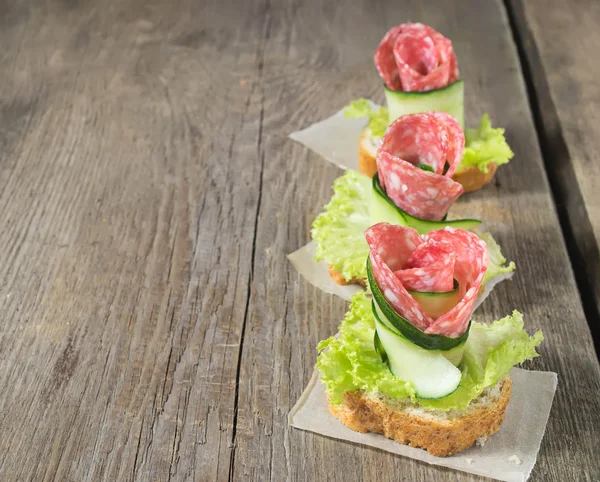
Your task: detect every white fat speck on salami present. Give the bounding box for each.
[365,223,489,338]
[374,23,459,92]
[377,113,464,221]
[429,111,464,177]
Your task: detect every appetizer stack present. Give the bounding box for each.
[347,23,514,192]
[292,23,543,459]
[313,112,514,289]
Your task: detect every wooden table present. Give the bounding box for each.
[0,0,599,480]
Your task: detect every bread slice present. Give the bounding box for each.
[328,265,366,287]
[358,129,379,178]
[358,128,498,193]
[452,163,498,193]
[328,376,511,457]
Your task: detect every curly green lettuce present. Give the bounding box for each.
[312,171,515,284]
[344,99,389,138]
[311,171,372,282]
[480,231,516,284]
[318,291,543,411]
[458,114,514,174]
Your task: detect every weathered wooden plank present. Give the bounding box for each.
[507,0,600,343]
[0,0,266,480]
[232,1,600,481]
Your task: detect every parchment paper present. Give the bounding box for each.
[290,367,557,482]
[289,104,375,171]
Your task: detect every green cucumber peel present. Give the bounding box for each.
[373,331,387,363]
[384,80,464,128]
[371,173,482,234]
[415,163,435,173]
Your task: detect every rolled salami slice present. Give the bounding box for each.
[366,223,489,338]
[366,224,431,331]
[395,242,456,293]
[375,23,459,92]
[376,112,465,221]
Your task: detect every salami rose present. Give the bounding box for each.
[376,112,465,221]
[365,223,489,337]
[374,23,459,92]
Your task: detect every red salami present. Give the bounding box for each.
[429,112,464,177]
[396,242,455,292]
[365,223,489,338]
[365,224,431,331]
[422,227,489,337]
[374,23,459,92]
[377,113,464,221]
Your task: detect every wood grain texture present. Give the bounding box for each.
[0,0,598,481]
[507,0,600,342]
[0,0,264,480]
[231,0,600,481]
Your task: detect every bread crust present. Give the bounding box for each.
[358,130,378,178]
[452,163,498,193]
[328,265,366,287]
[358,128,498,193]
[328,377,512,457]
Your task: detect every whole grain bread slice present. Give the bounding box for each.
[328,265,366,287]
[328,376,512,457]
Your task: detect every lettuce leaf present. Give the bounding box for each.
[318,292,542,411]
[479,231,516,285]
[343,102,511,174]
[344,99,389,138]
[312,171,515,286]
[317,292,414,405]
[311,171,372,282]
[458,114,514,174]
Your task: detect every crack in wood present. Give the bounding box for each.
[503,0,600,360]
[228,1,272,480]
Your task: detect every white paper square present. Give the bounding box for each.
[290,367,557,481]
[289,104,378,172]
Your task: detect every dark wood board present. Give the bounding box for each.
[508,0,600,347]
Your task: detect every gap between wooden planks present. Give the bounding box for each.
[506,0,600,359]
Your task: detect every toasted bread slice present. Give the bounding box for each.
[359,129,378,178]
[328,376,511,457]
[452,163,498,193]
[358,128,498,193]
[328,265,366,287]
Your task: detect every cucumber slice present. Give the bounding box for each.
[373,331,387,363]
[367,257,470,351]
[407,280,460,320]
[384,80,464,128]
[370,173,482,234]
[373,301,466,367]
[368,176,407,226]
[373,308,462,399]
[415,163,435,173]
